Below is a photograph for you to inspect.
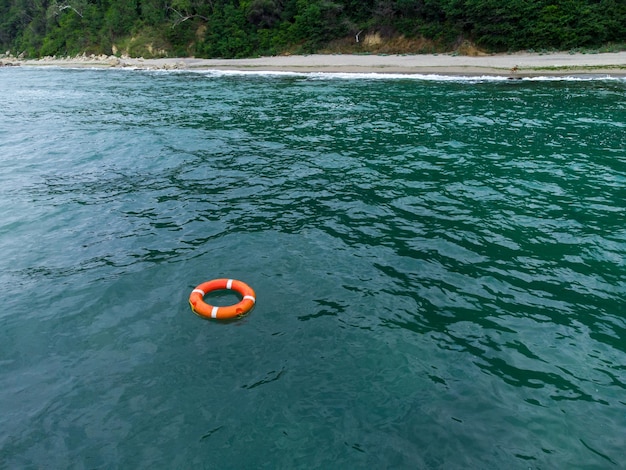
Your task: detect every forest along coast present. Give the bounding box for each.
[1,1,624,61]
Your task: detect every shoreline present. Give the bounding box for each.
[3,51,626,76]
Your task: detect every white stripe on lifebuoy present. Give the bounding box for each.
[243,295,256,303]
[226,279,233,289]
[211,306,219,318]
[192,289,205,295]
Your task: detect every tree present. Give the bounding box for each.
[289,0,345,51]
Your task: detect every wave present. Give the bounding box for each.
[18,62,626,82]
[188,69,626,83]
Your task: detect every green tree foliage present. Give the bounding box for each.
[289,0,346,51]
[444,0,626,50]
[0,0,624,58]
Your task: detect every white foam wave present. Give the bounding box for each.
[186,68,626,83]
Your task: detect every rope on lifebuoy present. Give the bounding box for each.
[189,278,256,320]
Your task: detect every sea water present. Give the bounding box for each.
[0,67,624,468]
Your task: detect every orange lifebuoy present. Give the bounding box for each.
[189,278,256,320]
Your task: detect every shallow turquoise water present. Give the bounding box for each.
[1,67,625,468]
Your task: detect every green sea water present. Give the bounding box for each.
[1,67,625,468]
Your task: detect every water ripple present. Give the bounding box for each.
[1,68,625,468]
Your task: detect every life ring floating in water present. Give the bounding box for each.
[189,278,256,319]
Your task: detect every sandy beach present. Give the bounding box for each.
[3,51,626,76]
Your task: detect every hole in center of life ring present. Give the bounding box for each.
[204,289,242,306]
